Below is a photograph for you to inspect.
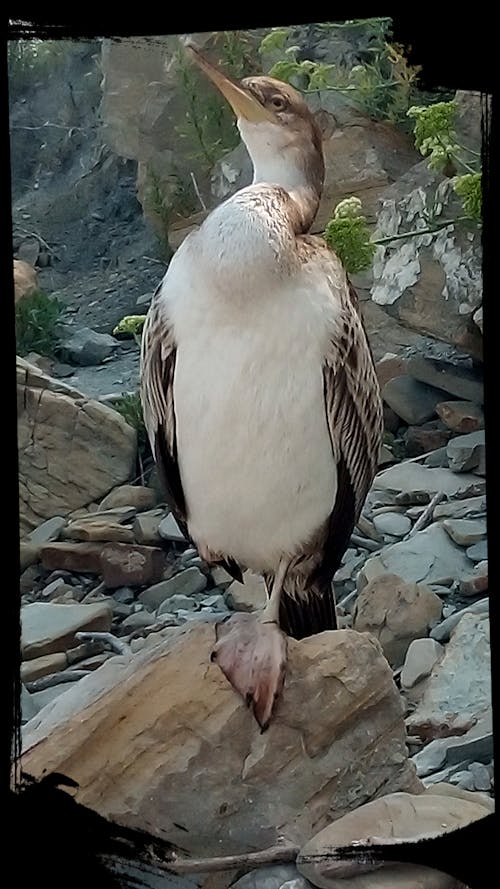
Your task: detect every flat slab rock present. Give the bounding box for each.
[359,523,474,589]
[373,462,481,498]
[21,624,420,857]
[406,612,491,740]
[21,601,112,660]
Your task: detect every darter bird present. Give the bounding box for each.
[140,44,384,731]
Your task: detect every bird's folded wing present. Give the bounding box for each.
[319,274,383,580]
[140,287,188,536]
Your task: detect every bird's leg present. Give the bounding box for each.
[211,558,289,731]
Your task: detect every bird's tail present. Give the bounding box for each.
[278,580,337,640]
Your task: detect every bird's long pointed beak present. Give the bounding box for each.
[184,43,277,124]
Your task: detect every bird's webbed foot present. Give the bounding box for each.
[211,612,287,731]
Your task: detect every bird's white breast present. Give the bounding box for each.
[159,193,341,572]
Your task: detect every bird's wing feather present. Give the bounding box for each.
[279,248,383,638]
[140,284,244,582]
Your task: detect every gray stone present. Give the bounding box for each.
[100,485,158,512]
[210,566,235,588]
[459,560,488,596]
[466,540,488,563]
[139,568,207,609]
[21,601,113,660]
[27,516,67,546]
[359,523,474,590]
[121,611,156,630]
[401,638,444,689]
[231,866,311,889]
[201,593,227,610]
[226,571,268,612]
[424,448,449,468]
[382,376,447,425]
[447,430,486,473]
[112,602,134,619]
[132,509,164,545]
[31,684,73,711]
[58,327,119,366]
[468,761,491,792]
[442,518,487,546]
[406,355,484,404]
[452,771,476,791]
[158,514,186,542]
[430,597,489,641]
[113,586,135,604]
[21,684,39,724]
[413,713,493,777]
[373,461,481,498]
[372,512,411,537]
[41,577,67,599]
[406,613,491,740]
[180,548,198,565]
[434,495,486,520]
[158,595,197,615]
[422,761,471,786]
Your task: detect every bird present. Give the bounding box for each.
[140,44,384,732]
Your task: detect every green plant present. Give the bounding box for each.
[260,18,422,125]
[324,198,376,273]
[8,40,72,95]
[113,315,147,346]
[15,289,63,358]
[114,392,148,455]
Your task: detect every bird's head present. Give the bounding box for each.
[185,44,325,215]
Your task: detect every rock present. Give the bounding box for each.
[139,567,207,609]
[434,495,486,520]
[20,542,41,571]
[372,512,411,538]
[405,355,483,405]
[297,790,488,889]
[371,163,483,359]
[32,685,73,711]
[17,237,40,266]
[57,326,119,366]
[132,509,164,544]
[381,376,447,425]
[201,593,227,610]
[406,613,491,740]
[21,624,421,856]
[424,448,449,468]
[121,611,156,630]
[412,713,493,777]
[442,518,487,546]
[99,485,158,512]
[64,518,135,543]
[210,565,234,588]
[358,524,474,590]
[40,542,104,574]
[446,430,486,473]
[14,258,38,302]
[21,652,68,683]
[21,684,39,724]
[226,571,268,612]
[373,461,481,499]
[27,516,67,545]
[18,357,136,536]
[404,422,452,457]
[375,353,407,389]
[158,513,186,542]
[436,400,484,433]
[100,543,166,588]
[468,761,491,792]
[466,540,488,563]
[430,597,488,641]
[354,574,442,667]
[113,586,135,604]
[21,601,112,660]
[231,866,311,889]
[401,639,444,689]
[459,561,488,596]
[158,594,198,614]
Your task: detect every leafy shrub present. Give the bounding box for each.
[114,392,148,456]
[15,289,63,358]
[324,198,376,274]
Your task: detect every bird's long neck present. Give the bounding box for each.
[241,122,324,235]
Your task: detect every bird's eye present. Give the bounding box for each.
[270,95,287,111]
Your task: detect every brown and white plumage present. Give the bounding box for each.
[140,47,383,728]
